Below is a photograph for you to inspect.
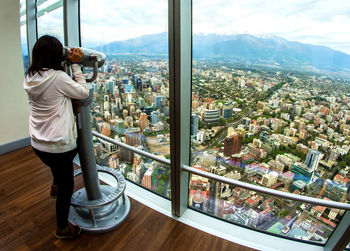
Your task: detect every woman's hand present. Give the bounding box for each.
[67,48,84,64]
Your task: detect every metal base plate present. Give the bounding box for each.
[69,185,131,233]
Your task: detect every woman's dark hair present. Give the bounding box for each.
[27,35,64,76]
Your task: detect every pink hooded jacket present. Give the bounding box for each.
[23,65,89,153]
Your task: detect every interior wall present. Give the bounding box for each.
[0,0,29,146]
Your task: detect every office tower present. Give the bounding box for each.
[105,80,115,93]
[222,106,233,119]
[204,109,221,124]
[191,114,199,136]
[121,78,129,87]
[154,95,165,108]
[305,149,321,172]
[151,111,159,125]
[136,78,142,91]
[291,162,314,184]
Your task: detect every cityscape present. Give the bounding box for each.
[18,0,350,248]
[87,50,350,244]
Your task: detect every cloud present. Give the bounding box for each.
[193,0,350,54]
[36,0,350,54]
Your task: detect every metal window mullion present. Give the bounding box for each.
[63,0,79,47]
[26,0,37,64]
[324,211,350,251]
[169,0,192,217]
[36,0,63,18]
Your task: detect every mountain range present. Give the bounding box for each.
[95,32,350,73]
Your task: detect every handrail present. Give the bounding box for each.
[92,131,171,166]
[182,165,350,211]
[92,131,350,210]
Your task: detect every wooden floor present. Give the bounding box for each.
[0,146,256,251]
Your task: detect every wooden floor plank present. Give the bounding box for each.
[0,146,256,251]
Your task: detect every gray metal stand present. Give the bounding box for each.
[69,86,130,233]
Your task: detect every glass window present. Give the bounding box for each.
[80,0,170,198]
[191,0,350,243]
[19,0,28,73]
[37,0,64,42]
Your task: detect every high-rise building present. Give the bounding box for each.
[291,162,314,184]
[151,111,159,125]
[191,114,199,136]
[204,109,221,124]
[115,119,125,135]
[289,106,295,120]
[138,97,146,108]
[222,106,233,119]
[224,133,243,157]
[142,164,157,190]
[120,147,134,163]
[126,128,142,146]
[319,179,348,202]
[139,113,150,131]
[154,95,165,108]
[105,80,115,93]
[224,137,234,157]
[121,78,129,87]
[305,149,321,172]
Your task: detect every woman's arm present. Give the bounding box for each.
[56,48,89,99]
[55,69,89,99]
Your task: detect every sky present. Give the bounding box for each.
[32,0,350,54]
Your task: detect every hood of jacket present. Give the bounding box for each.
[23,69,58,100]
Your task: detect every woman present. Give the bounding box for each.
[23,35,89,239]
